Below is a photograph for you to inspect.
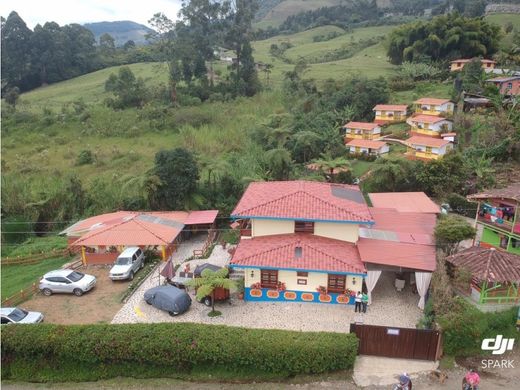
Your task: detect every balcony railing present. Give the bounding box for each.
[477,215,517,235]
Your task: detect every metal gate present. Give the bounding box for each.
[350,324,442,361]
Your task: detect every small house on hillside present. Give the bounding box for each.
[446,247,520,311]
[467,183,520,255]
[346,139,389,156]
[343,121,381,140]
[414,98,454,116]
[406,114,453,137]
[61,210,218,264]
[373,104,408,124]
[450,59,496,72]
[405,135,453,160]
[486,76,520,96]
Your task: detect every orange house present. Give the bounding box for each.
[373,104,408,124]
[450,59,496,72]
[343,121,381,140]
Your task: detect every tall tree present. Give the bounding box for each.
[240,40,260,96]
[99,33,116,56]
[1,11,33,90]
[148,148,200,210]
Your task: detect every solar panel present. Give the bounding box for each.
[330,186,365,204]
[137,214,184,229]
[359,228,398,242]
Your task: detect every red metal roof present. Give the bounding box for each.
[369,208,436,235]
[368,192,440,214]
[346,139,387,149]
[414,98,451,105]
[231,181,373,223]
[451,59,495,64]
[406,136,451,148]
[373,104,408,111]
[230,233,366,274]
[408,114,447,124]
[446,247,520,283]
[467,183,520,203]
[344,121,379,130]
[184,210,219,225]
[64,210,218,247]
[357,238,436,271]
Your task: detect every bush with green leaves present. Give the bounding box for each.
[75,149,94,165]
[1,323,359,382]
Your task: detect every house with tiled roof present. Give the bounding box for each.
[450,58,496,72]
[406,114,453,138]
[486,76,520,96]
[343,121,381,141]
[373,104,408,124]
[61,210,218,264]
[230,181,436,309]
[405,135,453,160]
[345,139,389,156]
[414,98,454,117]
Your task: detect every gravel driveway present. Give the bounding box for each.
[113,242,422,331]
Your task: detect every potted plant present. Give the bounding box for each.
[277,281,286,291]
[316,285,327,296]
[236,276,245,299]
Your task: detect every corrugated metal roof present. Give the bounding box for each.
[467,183,520,203]
[230,233,366,274]
[231,181,373,223]
[357,238,436,271]
[368,193,440,214]
[446,247,520,283]
[184,210,219,225]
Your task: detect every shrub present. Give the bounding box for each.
[75,150,94,166]
[1,323,358,382]
[438,299,517,356]
[446,193,478,218]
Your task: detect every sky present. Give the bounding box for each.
[1,0,183,28]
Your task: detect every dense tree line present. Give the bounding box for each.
[387,13,502,64]
[1,11,156,93]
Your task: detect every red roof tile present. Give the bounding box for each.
[368,192,440,214]
[467,183,520,203]
[344,121,379,130]
[357,238,436,271]
[231,181,373,223]
[184,210,219,225]
[346,139,387,149]
[230,233,366,274]
[406,136,452,148]
[446,247,520,283]
[414,98,451,105]
[408,114,448,124]
[373,104,408,111]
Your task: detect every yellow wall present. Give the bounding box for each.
[243,268,363,291]
[314,222,359,243]
[252,219,294,237]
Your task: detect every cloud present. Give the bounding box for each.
[0,0,182,28]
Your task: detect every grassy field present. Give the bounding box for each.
[485,13,520,49]
[254,0,342,29]
[1,236,71,299]
[250,24,397,85]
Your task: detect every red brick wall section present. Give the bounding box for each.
[85,252,119,265]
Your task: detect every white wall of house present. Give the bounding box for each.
[412,143,452,155]
[380,144,390,154]
[348,145,389,155]
[412,119,453,132]
[251,219,294,237]
[375,110,406,117]
[345,126,381,136]
[418,102,454,113]
[314,222,359,243]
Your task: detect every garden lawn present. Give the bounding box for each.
[351,160,374,178]
[1,256,74,300]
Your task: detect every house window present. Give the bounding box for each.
[327,274,346,293]
[295,221,314,233]
[297,279,307,285]
[297,271,308,277]
[260,269,278,288]
[507,83,513,90]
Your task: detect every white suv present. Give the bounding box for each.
[109,247,145,281]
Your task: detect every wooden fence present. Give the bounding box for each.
[1,248,71,266]
[193,229,218,258]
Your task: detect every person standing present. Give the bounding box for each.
[362,292,369,313]
[355,291,362,312]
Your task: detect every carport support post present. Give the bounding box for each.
[162,246,166,261]
[81,246,86,265]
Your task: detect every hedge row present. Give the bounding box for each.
[1,323,358,382]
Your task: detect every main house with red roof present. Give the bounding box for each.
[343,121,382,141]
[61,210,218,265]
[229,181,436,309]
[373,104,408,124]
[406,114,453,138]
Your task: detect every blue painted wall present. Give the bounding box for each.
[245,288,355,305]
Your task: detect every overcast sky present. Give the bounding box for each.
[1,0,183,28]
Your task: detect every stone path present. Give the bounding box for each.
[113,265,423,331]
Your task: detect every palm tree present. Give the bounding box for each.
[311,153,351,182]
[187,268,235,316]
[367,157,411,192]
[265,148,293,180]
